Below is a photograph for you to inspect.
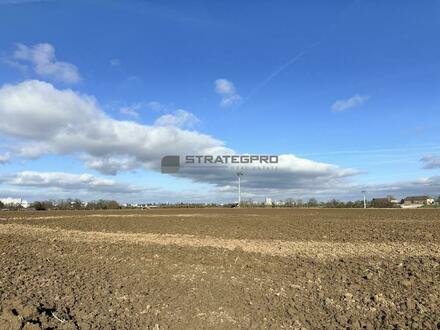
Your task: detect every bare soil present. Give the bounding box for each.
[1,208,439,329]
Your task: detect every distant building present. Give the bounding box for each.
[124,203,152,209]
[264,197,273,206]
[402,196,435,208]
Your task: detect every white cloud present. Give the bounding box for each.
[0,80,360,196]
[0,152,10,164]
[8,43,81,84]
[154,109,199,128]
[0,171,142,193]
[119,101,173,118]
[147,101,163,111]
[331,94,369,112]
[175,154,359,194]
[83,156,140,176]
[110,58,120,67]
[147,101,172,112]
[420,154,440,169]
[119,105,139,118]
[0,80,98,140]
[0,80,230,173]
[214,79,241,107]
[118,102,148,118]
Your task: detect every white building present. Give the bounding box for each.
[401,196,435,208]
[264,197,273,206]
[0,197,30,208]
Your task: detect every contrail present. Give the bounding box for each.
[238,0,361,108]
[240,49,309,105]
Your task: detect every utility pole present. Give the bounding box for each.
[362,190,367,209]
[237,172,243,207]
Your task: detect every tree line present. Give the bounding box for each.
[240,198,368,208]
[1,196,439,210]
[17,199,119,211]
[241,196,440,208]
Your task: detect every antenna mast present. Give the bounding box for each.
[237,172,243,207]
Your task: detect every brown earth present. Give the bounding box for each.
[0,208,439,329]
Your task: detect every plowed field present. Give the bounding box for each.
[1,209,439,329]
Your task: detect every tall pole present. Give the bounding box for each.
[237,172,243,207]
[238,175,241,206]
[362,190,367,209]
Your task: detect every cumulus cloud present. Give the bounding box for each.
[154,109,199,128]
[0,80,231,173]
[331,94,369,112]
[0,152,10,164]
[0,80,360,195]
[7,43,81,84]
[83,156,140,176]
[214,79,241,107]
[175,154,359,195]
[420,154,440,169]
[0,171,142,193]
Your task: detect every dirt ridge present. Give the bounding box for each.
[1,223,439,259]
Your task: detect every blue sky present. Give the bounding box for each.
[0,0,439,203]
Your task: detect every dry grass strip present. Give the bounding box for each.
[1,223,439,259]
